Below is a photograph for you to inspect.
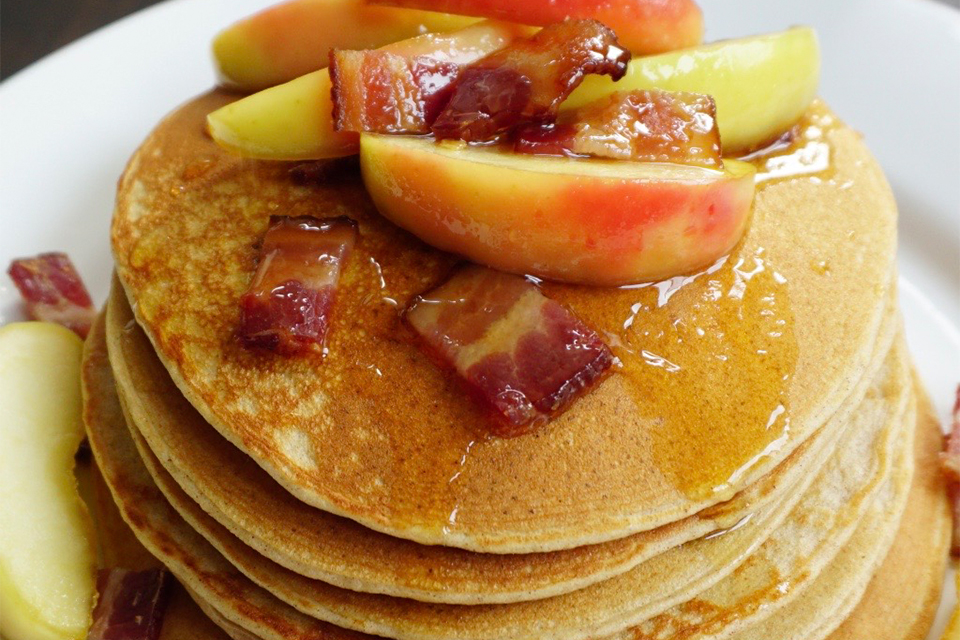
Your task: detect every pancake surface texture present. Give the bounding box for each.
[130,339,905,640]
[104,274,897,606]
[83,311,948,640]
[111,92,899,552]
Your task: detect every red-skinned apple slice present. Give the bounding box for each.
[208,20,531,160]
[370,0,704,55]
[360,134,755,285]
[213,0,477,91]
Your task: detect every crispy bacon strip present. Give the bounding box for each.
[88,568,171,640]
[406,265,613,436]
[239,216,357,355]
[7,252,95,338]
[514,90,723,168]
[431,20,631,142]
[331,50,461,134]
[941,385,960,555]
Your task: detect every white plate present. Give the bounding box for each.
[1,0,957,634]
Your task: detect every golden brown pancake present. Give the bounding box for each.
[86,304,920,640]
[105,272,898,604]
[111,92,899,552]
[604,338,914,640]
[82,313,367,640]
[126,338,905,640]
[77,446,231,640]
[825,389,952,640]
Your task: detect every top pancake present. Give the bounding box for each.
[111,91,898,552]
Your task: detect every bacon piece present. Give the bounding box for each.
[7,252,95,338]
[239,216,357,355]
[431,20,631,142]
[514,90,723,168]
[941,385,960,555]
[88,568,171,640]
[331,50,460,134]
[406,265,613,436]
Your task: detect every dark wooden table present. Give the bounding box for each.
[1,0,165,80]
[3,0,958,81]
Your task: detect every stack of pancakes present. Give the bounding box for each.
[80,91,952,639]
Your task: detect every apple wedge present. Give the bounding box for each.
[370,0,704,55]
[566,27,820,153]
[214,0,477,90]
[360,134,755,285]
[0,323,96,640]
[208,20,531,160]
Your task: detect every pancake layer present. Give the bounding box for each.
[128,339,905,640]
[105,271,897,606]
[85,307,929,640]
[111,92,899,552]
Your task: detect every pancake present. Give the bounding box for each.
[126,337,904,640]
[155,403,955,640]
[86,302,914,640]
[825,389,952,640]
[81,313,367,640]
[111,91,899,552]
[604,339,914,639]
[104,270,898,604]
[77,438,232,640]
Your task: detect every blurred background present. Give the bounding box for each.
[2,0,959,80]
[2,0,163,80]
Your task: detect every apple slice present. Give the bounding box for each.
[360,134,755,285]
[0,322,96,640]
[213,0,478,91]
[370,0,704,55]
[208,20,531,160]
[214,0,477,91]
[566,27,820,153]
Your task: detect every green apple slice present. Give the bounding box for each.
[0,322,96,640]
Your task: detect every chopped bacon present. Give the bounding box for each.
[7,252,96,338]
[331,50,461,134]
[88,568,171,640]
[514,90,723,168]
[239,216,357,355]
[431,20,631,142]
[941,385,960,555]
[406,265,613,436]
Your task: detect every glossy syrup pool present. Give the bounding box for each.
[545,245,798,502]
[537,106,840,502]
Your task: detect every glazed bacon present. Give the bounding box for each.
[514,90,723,168]
[431,20,631,142]
[7,252,95,338]
[941,385,960,555]
[88,568,171,640]
[406,265,614,437]
[331,50,460,134]
[239,216,357,355]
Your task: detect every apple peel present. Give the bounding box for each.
[361,134,756,285]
